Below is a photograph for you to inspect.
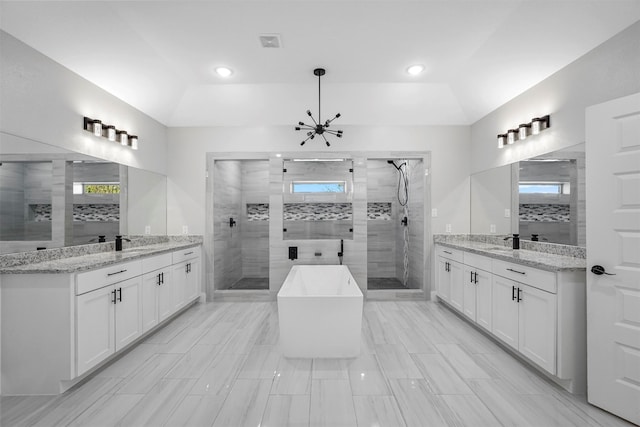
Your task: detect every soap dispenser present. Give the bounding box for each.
[512,233,520,250]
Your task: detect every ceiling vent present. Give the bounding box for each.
[259,34,282,48]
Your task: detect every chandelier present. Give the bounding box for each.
[295,68,343,146]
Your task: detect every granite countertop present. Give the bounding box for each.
[436,240,586,272]
[0,241,201,274]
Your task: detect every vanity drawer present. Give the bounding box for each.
[435,245,464,263]
[492,259,556,293]
[142,252,173,274]
[76,260,142,295]
[464,252,492,271]
[172,246,201,264]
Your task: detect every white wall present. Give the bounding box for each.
[470,21,640,174]
[0,31,168,175]
[166,125,471,237]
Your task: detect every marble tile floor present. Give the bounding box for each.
[1,300,635,427]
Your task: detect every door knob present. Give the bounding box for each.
[591,265,616,276]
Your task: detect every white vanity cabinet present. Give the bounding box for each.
[0,243,203,396]
[491,259,557,375]
[435,246,463,309]
[141,253,174,332]
[76,261,144,376]
[462,252,492,332]
[434,243,586,393]
[172,246,201,311]
[76,275,143,376]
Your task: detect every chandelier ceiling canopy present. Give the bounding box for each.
[295,68,343,146]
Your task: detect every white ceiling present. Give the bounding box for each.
[1,1,639,127]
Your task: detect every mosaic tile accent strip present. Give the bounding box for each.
[247,203,269,221]
[367,202,392,220]
[519,204,570,222]
[283,203,352,220]
[32,204,120,222]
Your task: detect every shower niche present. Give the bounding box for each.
[282,159,354,240]
[213,159,270,290]
[366,159,424,290]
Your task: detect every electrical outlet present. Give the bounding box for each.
[490,224,496,233]
[504,208,511,218]
[145,225,151,235]
[431,208,438,217]
[446,224,452,233]
[182,225,189,235]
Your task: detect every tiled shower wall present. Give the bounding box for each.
[241,160,269,279]
[213,160,242,290]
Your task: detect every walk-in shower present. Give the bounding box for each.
[212,159,270,291]
[367,158,424,290]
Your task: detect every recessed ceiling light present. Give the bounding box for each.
[407,64,425,76]
[215,67,233,78]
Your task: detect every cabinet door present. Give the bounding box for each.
[184,258,200,302]
[77,286,115,376]
[491,275,518,350]
[475,268,492,332]
[172,262,188,311]
[142,270,160,333]
[436,257,450,301]
[462,266,477,321]
[519,284,557,374]
[158,268,174,322]
[448,260,464,312]
[114,277,143,351]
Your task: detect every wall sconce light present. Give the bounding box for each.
[497,134,507,148]
[84,116,139,150]
[498,115,550,148]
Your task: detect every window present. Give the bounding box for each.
[519,182,568,194]
[291,181,346,193]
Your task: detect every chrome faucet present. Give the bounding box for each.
[338,239,344,265]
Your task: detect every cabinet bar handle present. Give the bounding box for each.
[184,251,194,256]
[506,268,526,275]
[157,273,161,286]
[111,289,117,304]
[443,250,452,255]
[517,288,522,303]
[470,271,473,283]
[512,285,516,301]
[118,287,122,302]
[161,272,164,284]
[107,269,127,277]
[473,271,478,284]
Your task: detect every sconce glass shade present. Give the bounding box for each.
[106,125,116,141]
[507,129,517,145]
[92,120,103,137]
[117,131,128,146]
[531,117,542,134]
[497,134,507,148]
[129,135,138,150]
[518,123,530,140]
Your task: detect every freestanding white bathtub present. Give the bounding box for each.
[277,265,363,358]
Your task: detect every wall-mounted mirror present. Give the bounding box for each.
[470,142,585,246]
[0,132,167,254]
[282,158,354,240]
[516,143,585,246]
[470,164,512,235]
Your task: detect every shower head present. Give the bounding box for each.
[387,160,399,170]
